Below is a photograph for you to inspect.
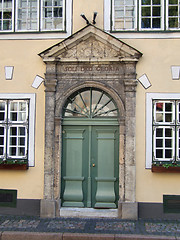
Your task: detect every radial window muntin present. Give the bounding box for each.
[63,88,118,118]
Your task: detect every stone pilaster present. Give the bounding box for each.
[119,79,138,220]
[40,64,58,218]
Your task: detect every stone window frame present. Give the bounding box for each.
[0,93,35,167]
[146,93,180,169]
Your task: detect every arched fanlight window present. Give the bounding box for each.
[63,88,118,118]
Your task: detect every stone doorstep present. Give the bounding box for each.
[60,207,118,218]
[0,232,177,240]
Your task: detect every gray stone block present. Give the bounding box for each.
[40,199,55,218]
[119,202,138,220]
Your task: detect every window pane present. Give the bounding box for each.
[141,18,151,28]
[154,101,174,124]
[9,147,16,156]
[42,0,64,30]
[177,128,180,160]
[8,125,27,157]
[19,127,25,135]
[169,18,178,28]
[169,0,178,3]
[167,0,180,29]
[156,128,163,137]
[17,0,38,31]
[142,0,151,5]
[0,0,12,31]
[165,128,172,137]
[0,147,3,155]
[169,6,178,16]
[153,7,160,16]
[152,18,160,28]
[165,139,172,147]
[165,102,172,111]
[153,0,160,4]
[0,101,5,121]
[165,113,172,122]
[165,149,172,158]
[140,0,162,29]
[10,137,16,145]
[64,88,118,118]
[0,126,5,157]
[113,0,135,30]
[154,127,174,160]
[9,101,28,122]
[142,7,151,16]
[11,112,17,121]
[156,139,163,147]
[10,127,17,135]
[156,149,163,158]
[19,137,25,145]
[18,147,25,156]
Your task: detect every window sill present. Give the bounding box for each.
[152,165,180,173]
[0,164,28,170]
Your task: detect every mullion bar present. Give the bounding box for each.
[94,108,118,117]
[65,108,88,117]
[69,97,89,117]
[92,91,104,115]
[79,92,89,114]
[93,98,113,115]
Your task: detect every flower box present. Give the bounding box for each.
[0,164,28,170]
[152,165,180,173]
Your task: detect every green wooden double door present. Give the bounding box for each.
[61,123,119,208]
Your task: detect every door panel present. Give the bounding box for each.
[92,127,118,208]
[62,127,89,207]
[61,124,119,208]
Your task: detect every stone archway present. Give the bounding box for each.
[39,24,142,219]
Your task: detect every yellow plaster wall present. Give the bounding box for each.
[125,39,180,203]
[0,39,59,199]
[73,0,104,32]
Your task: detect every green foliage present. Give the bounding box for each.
[152,162,180,168]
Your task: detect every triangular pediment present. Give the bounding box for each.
[39,25,142,62]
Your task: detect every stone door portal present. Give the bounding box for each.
[39,24,142,219]
[61,88,119,208]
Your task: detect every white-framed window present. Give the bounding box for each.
[146,93,180,168]
[0,0,71,33]
[112,0,137,30]
[0,0,14,31]
[105,0,180,31]
[166,0,180,30]
[139,0,164,30]
[0,94,35,167]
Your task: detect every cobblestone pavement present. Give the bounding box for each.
[0,216,180,237]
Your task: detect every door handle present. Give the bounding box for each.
[92,163,95,167]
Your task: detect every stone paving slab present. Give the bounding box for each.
[0,232,178,240]
[1,232,63,240]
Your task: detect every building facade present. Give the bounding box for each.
[0,0,180,219]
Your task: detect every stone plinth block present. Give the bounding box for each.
[40,199,56,218]
[118,202,138,220]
